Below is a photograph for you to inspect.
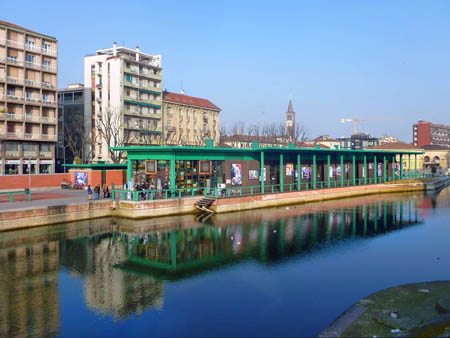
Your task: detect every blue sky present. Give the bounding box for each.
[3,0,450,141]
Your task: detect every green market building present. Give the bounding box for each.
[112,140,423,195]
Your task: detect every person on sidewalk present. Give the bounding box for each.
[87,185,92,200]
[94,184,100,200]
[103,184,108,199]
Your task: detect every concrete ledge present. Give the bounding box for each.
[211,183,425,214]
[0,201,112,231]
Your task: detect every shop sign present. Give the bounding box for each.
[5,160,20,165]
[39,160,53,164]
[24,160,38,164]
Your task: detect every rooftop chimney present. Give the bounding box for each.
[113,41,117,56]
[136,46,140,62]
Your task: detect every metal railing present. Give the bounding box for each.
[0,190,31,203]
[111,174,429,202]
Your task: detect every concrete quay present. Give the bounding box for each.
[0,181,428,232]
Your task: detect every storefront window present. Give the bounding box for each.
[5,164,19,175]
[24,163,37,174]
[39,164,51,174]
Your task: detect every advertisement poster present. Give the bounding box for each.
[329,166,334,178]
[231,163,242,186]
[301,167,311,179]
[75,172,88,185]
[286,163,294,176]
[377,164,382,177]
[249,169,259,180]
[259,168,267,182]
[336,165,342,178]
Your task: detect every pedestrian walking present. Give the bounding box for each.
[103,184,108,198]
[87,185,92,200]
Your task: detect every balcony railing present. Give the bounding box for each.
[6,39,24,49]
[40,134,56,141]
[25,79,39,87]
[6,94,24,102]
[42,48,57,56]
[25,43,36,52]
[6,76,23,85]
[25,115,40,122]
[6,113,23,120]
[41,116,57,123]
[42,64,56,72]
[42,99,57,105]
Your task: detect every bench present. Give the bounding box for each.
[0,189,31,203]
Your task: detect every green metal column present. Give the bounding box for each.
[261,151,264,194]
[170,155,176,194]
[383,156,387,183]
[415,154,418,178]
[327,154,331,188]
[393,155,396,181]
[363,155,367,185]
[408,154,411,179]
[400,154,403,180]
[313,154,317,189]
[340,154,344,187]
[297,154,301,191]
[280,153,284,192]
[352,155,356,186]
[374,155,377,184]
[127,157,133,183]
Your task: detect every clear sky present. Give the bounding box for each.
[3,0,450,141]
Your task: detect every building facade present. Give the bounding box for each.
[162,91,220,146]
[413,120,450,148]
[0,20,58,175]
[57,84,92,171]
[338,133,379,150]
[84,42,162,162]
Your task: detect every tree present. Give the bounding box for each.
[64,109,94,164]
[96,106,136,163]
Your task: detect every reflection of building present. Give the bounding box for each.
[57,84,92,171]
[413,120,450,148]
[118,199,421,281]
[0,20,58,175]
[60,234,164,319]
[0,242,59,337]
[162,91,221,146]
[84,42,163,161]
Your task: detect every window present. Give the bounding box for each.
[43,42,51,51]
[167,120,172,128]
[26,92,32,99]
[126,74,132,83]
[40,143,51,152]
[25,54,35,63]
[23,143,35,152]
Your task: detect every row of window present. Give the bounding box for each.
[2,142,51,152]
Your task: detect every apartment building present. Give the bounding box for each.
[57,84,92,171]
[84,43,162,162]
[413,120,450,148]
[0,20,58,175]
[162,91,221,146]
[337,133,379,150]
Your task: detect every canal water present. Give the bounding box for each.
[1,186,450,337]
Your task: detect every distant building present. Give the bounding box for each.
[84,42,163,162]
[379,135,398,144]
[162,91,220,146]
[413,120,450,148]
[285,99,295,141]
[57,84,92,171]
[222,134,285,149]
[0,20,58,175]
[337,133,379,150]
[313,135,340,149]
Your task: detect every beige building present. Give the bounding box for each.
[370,142,450,173]
[0,20,58,174]
[162,91,220,146]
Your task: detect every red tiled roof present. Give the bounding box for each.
[369,142,419,150]
[0,20,56,39]
[163,91,221,111]
[296,142,330,149]
[223,134,283,144]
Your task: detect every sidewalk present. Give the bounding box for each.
[0,188,110,211]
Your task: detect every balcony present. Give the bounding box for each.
[25,114,40,122]
[40,134,57,141]
[24,79,40,87]
[24,61,41,70]
[42,64,57,73]
[6,56,23,66]
[138,70,162,81]
[6,39,25,49]
[6,76,24,85]
[122,55,161,69]
[6,113,23,121]
[6,95,24,103]
[25,43,37,52]
[42,81,54,89]
[41,116,57,124]
[42,99,57,105]
[42,48,57,57]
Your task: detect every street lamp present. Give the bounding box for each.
[28,156,31,192]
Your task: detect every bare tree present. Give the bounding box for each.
[64,111,94,164]
[96,106,136,163]
[294,122,309,142]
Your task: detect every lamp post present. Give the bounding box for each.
[28,156,31,191]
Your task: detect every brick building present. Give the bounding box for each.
[413,120,450,148]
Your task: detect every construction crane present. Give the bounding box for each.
[340,117,404,135]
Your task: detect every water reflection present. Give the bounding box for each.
[0,191,440,336]
[115,198,421,281]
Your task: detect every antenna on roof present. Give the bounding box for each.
[181,80,185,95]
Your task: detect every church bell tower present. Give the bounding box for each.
[285,99,295,141]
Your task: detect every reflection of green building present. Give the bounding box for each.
[117,200,421,281]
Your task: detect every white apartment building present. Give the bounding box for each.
[84,42,162,162]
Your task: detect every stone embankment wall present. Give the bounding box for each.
[0,181,427,232]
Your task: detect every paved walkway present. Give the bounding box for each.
[0,188,110,211]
